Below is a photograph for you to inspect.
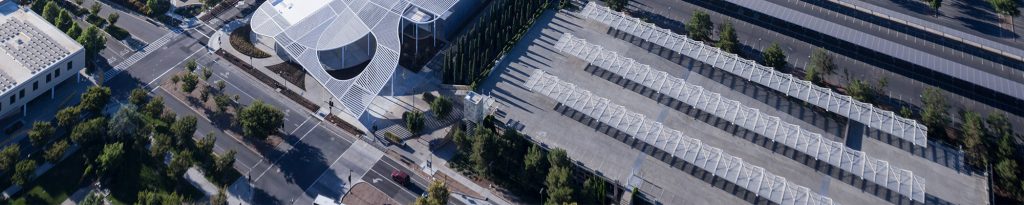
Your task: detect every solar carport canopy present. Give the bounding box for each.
[526,70,838,205]
[553,33,925,202]
[579,2,932,147]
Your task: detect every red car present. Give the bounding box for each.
[391,170,410,186]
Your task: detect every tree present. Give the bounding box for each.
[547,148,570,169]
[214,150,236,175]
[55,10,71,31]
[606,0,628,12]
[167,149,193,178]
[806,48,836,84]
[56,106,81,128]
[686,11,713,42]
[470,126,497,177]
[137,191,184,205]
[81,192,103,205]
[523,144,548,189]
[430,96,453,119]
[167,148,193,177]
[404,111,425,134]
[44,140,70,163]
[846,79,875,102]
[11,159,37,185]
[71,117,106,145]
[170,115,198,148]
[762,43,787,71]
[80,86,112,116]
[197,133,216,169]
[238,101,284,139]
[962,111,987,168]
[545,166,573,205]
[28,121,55,147]
[214,94,232,113]
[415,180,450,205]
[144,96,166,118]
[582,176,606,204]
[95,142,124,177]
[185,59,198,72]
[0,144,20,171]
[989,0,1019,32]
[199,86,210,101]
[129,88,149,107]
[925,0,942,17]
[452,126,470,157]
[211,187,227,205]
[995,159,1020,193]
[108,105,143,141]
[77,25,107,69]
[716,21,738,54]
[66,22,82,39]
[90,3,102,16]
[151,133,172,158]
[107,13,119,25]
[921,87,949,134]
[179,72,199,93]
[201,66,213,80]
[42,1,58,22]
[146,0,168,16]
[216,80,226,90]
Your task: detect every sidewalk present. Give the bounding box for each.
[393,140,510,205]
[184,167,253,204]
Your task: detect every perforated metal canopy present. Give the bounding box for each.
[250,0,460,116]
[553,33,926,202]
[526,70,838,205]
[580,2,929,148]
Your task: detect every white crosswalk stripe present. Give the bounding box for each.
[103,31,179,82]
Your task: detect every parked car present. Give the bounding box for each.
[391,170,410,186]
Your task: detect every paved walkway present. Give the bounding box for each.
[184,167,254,204]
[393,140,507,205]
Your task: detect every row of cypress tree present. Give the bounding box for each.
[441,0,551,86]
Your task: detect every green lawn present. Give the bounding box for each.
[10,150,88,205]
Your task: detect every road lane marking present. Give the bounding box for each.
[290,115,312,135]
[148,49,204,89]
[255,121,322,182]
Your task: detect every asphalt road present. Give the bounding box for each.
[362,156,431,204]
[96,9,381,204]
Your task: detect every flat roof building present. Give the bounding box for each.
[0,1,85,118]
[250,0,478,128]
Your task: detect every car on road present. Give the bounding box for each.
[391,170,410,186]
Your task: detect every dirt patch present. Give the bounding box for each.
[341,182,399,205]
[161,71,284,150]
[431,172,483,199]
[266,62,306,90]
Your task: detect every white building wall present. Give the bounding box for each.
[0,49,85,118]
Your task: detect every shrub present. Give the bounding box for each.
[384,132,401,145]
[430,96,452,119]
[404,111,425,134]
[229,25,271,58]
[180,72,199,93]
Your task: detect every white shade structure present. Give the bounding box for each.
[552,33,926,202]
[250,0,460,116]
[526,70,837,205]
[579,2,928,148]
